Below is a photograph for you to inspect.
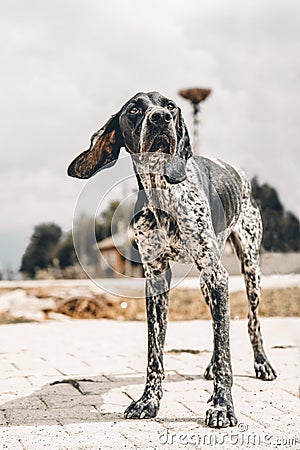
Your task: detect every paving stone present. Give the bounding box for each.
[16,428,71,450]
[163,379,202,394]
[0,359,19,376]
[0,396,46,411]
[162,389,208,405]
[9,357,62,376]
[98,402,127,415]
[0,393,20,406]
[34,382,81,397]
[0,410,8,426]
[2,424,67,437]
[41,394,85,409]
[101,389,132,406]
[0,435,23,450]
[0,318,298,449]
[63,423,131,449]
[4,408,59,426]
[76,379,116,396]
[0,377,31,393]
[178,400,211,416]
[26,374,65,388]
[159,419,203,433]
[116,420,167,449]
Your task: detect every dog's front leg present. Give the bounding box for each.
[124,261,170,419]
[201,261,238,428]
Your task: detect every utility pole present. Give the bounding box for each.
[178,87,211,154]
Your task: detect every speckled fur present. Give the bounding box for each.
[68,92,276,429]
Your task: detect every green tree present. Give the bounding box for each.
[251,177,300,252]
[281,211,300,252]
[55,231,77,268]
[20,200,136,277]
[72,213,98,266]
[95,200,121,241]
[20,223,62,278]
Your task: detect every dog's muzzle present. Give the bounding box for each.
[138,107,187,184]
[148,109,172,127]
[140,107,176,154]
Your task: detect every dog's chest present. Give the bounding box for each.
[134,177,213,263]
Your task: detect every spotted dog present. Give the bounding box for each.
[68,91,276,428]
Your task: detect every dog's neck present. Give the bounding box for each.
[131,152,169,191]
[131,152,176,228]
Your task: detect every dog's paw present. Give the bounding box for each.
[205,404,238,428]
[204,362,214,380]
[254,358,277,380]
[124,396,160,419]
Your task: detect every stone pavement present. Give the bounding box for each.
[0,318,299,449]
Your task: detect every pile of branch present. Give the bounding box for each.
[55,295,121,319]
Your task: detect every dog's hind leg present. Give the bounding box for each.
[229,198,276,381]
[124,260,171,419]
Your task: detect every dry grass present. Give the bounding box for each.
[54,287,300,321]
[169,287,300,321]
[0,286,299,322]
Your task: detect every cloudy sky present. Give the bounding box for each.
[1,0,299,271]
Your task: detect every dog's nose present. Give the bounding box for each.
[149,109,172,127]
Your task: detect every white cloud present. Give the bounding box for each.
[1,169,81,230]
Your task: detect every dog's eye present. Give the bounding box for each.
[129,106,139,115]
[167,103,176,111]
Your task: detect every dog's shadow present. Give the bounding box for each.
[0,372,209,427]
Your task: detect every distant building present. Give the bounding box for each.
[97,227,143,278]
[97,227,300,278]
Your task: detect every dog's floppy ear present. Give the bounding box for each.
[164,108,193,184]
[68,113,124,179]
[176,108,193,161]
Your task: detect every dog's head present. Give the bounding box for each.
[68,91,192,184]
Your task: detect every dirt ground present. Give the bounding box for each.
[0,284,299,322]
